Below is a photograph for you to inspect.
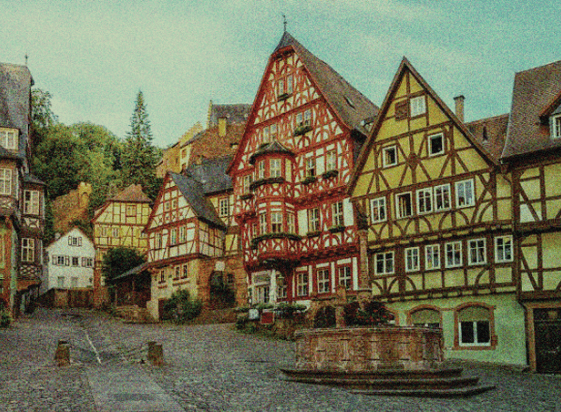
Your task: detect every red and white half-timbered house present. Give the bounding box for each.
[228,32,378,306]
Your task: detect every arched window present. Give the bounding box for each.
[410,308,441,329]
[456,304,495,348]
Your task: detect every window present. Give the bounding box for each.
[159,270,165,283]
[305,157,316,177]
[382,146,398,167]
[179,226,186,243]
[296,272,309,297]
[375,251,394,275]
[219,198,229,217]
[296,109,312,127]
[182,264,188,278]
[317,269,330,294]
[0,168,12,195]
[0,129,17,150]
[338,266,352,290]
[411,308,440,329]
[370,197,387,223]
[255,285,270,303]
[155,233,162,249]
[277,281,287,299]
[23,190,40,215]
[396,192,413,218]
[468,238,486,265]
[425,244,441,270]
[278,75,293,97]
[445,241,462,268]
[270,124,277,140]
[21,238,34,262]
[271,211,283,233]
[417,188,433,214]
[308,208,320,233]
[68,236,82,247]
[270,158,282,178]
[434,184,451,211]
[287,213,296,234]
[56,255,66,266]
[456,179,475,208]
[326,150,336,171]
[170,228,177,245]
[243,175,253,194]
[112,228,119,238]
[458,306,491,346]
[258,160,265,179]
[259,212,267,235]
[332,202,344,227]
[495,236,513,263]
[552,114,561,139]
[72,257,79,267]
[428,133,444,156]
[263,126,270,143]
[174,266,180,279]
[126,205,136,216]
[410,96,426,117]
[101,226,108,237]
[81,257,93,267]
[405,247,420,272]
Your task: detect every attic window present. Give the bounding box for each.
[410,96,426,117]
[0,129,17,150]
[345,96,355,109]
[552,114,561,139]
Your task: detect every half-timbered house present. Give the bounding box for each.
[145,156,246,320]
[91,184,152,307]
[501,60,561,373]
[0,63,45,317]
[349,58,525,366]
[227,32,377,307]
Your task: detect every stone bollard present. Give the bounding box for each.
[55,339,71,366]
[147,341,164,366]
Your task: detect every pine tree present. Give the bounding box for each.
[121,91,159,194]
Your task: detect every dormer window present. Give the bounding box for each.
[552,114,561,139]
[0,129,17,150]
[277,75,293,100]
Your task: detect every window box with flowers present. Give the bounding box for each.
[322,170,339,180]
[306,230,321,238]
[250,176,285,190]
[302,176,317,185]
[328,225,345,233]
[293,125,312,136]
[251,232,302,249]
[277,92,291,101]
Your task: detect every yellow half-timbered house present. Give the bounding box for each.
[91,184,152,307]
[349,59,525,366]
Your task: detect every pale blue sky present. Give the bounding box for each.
[2,0,560,147]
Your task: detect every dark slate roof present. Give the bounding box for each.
[185,155,233,195]
[274,32,378,135]
[111,262,150,282]
[0,63,33,157]
[23,173,46,185]
[466,114,509,162]
[208,102,251,127]
[249,140,294,164]
[502,60,561,159]
[170,171,226,229]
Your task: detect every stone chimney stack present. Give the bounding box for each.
[218,117,227,137]
[454,95,465,122]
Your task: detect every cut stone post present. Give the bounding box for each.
[148,341,164,366]
[55,339,70,366]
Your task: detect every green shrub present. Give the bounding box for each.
[344,299,394,327]
[0,311,11,328]
[162,290,203,324]
[313,306,336,328]
[274,302,307,319]
[235,315,249,330]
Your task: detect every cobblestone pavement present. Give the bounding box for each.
[1,308,561,412]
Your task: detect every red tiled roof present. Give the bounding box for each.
[110,184,151,203]
[466,114,509,162]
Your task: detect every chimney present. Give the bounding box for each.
[218,117,227,137]
[454,95,465,122]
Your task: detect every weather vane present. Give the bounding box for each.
[282,13,287,33]
[25,53,28,65]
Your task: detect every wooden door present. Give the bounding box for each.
[534,308,561,374]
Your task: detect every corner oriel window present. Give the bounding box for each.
[24,190,40,215]
[270,158,282,178]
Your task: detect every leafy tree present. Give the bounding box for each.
[121,90,160,198]
[31,88,58,147]
[101,247,146,283]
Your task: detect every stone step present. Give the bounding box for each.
[280,367,465,380]
[350,384,496,398]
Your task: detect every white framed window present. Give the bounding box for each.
[0,129,17,150]
[179,226,186,243]
[405,247,420,272]
[286,74,293,94]
[308,208,320,232]
[0,168,12,195]
[338,266,352,290]
[287,212,295,234]
[126,204,136,216]
[382,145,398,167]
[271,211,283,233]
[242,174,253,194]
[410,96,426,117]
[428,133,444,156]
[270,158,282,178]
[56,255,65,266]
[456,179,475,208]
[23,190,40,215]
[174,266,180,279]
[182,264,188,278]
[458,306,491,346]
[263,126,270,143]
[375,251,394,275]
[81,257,93,268]
[425,244,441,270]
[219,198,229,217]
[259,212,267,235]
[552,114,561,139]
[326,150,337,171]
[296,272,309,297]
[21,238,34,263]
[370,197,387,223]
[468,238,486,265]
[155,233,162,249]
[396,192,413,218]
[305,157,316,177]
[495,235,513,263]
[332,202,344,227]
[170,228,177,245]
[68,236,82,246]
[417,188,433,214]
[317,269,330,294]
[434,184,451,211]
[72,257,79,267]
[445,241,462,268]
[112,228,119,238]
[258,160,265,179]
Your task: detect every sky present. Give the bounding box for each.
[1,0,560,148]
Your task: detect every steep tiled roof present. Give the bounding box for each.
[185,155,233,195]
[274,32,378,135]
[0,63,33,157]
[170,172,225,229]
[502,60,561,159]
[207,102,251,127]
[110,184,151,203]
[185,123,245,162]
[466,114,509,162]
